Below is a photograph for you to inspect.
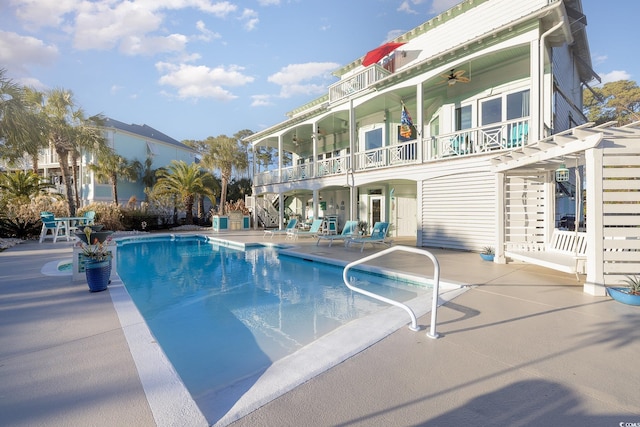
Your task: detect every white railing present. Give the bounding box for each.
[429,118,530,159]
[354,140,419,171]
[328,65,391,103]
[342,245,441,339]
[252,118,529,186]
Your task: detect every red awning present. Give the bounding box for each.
[362,42,406,67]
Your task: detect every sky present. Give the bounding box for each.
[1,0,637,143]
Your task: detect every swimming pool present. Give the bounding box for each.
[114,234,462,425]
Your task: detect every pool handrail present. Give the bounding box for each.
[342,245,441,339]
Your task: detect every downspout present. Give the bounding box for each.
[538,20,565,139]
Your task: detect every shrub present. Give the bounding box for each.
[0,195,69,239]
[77,202,125,231]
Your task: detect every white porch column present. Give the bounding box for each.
[495,172,506,264]
[416,82,423,162]
[544,170,555,242]
[278,191,284,230]
[313,190,320,220]
[416,180,424,247]
[277,134,283,176]
[584,147,606,296]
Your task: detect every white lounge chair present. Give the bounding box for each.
[287,219,323,240]
[316,220,358,247]
[263,218,298,239]
[346,221,392,252]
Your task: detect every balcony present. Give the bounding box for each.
[328,65,391,104]
[254,118,530,187]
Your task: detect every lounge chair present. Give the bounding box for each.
[83,210,96,225]
[287,219,323,240]
[316,220,358,247]
[263,218,298,239]
[346,221,392,252]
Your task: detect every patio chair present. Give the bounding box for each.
[287,219,323,240]
[316,220,358,247]
[346,221,392,252]
[83,210,96,225]
[263,218,298,239]
[39,213,66,243]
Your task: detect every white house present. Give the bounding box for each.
[245,0,640,295]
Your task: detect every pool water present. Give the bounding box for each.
[116,236,429,406]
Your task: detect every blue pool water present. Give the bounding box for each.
[116,235,429,409]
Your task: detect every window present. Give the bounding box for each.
[481,97,502,125]
[364,127,383,150]
[507,90,530,119]
[455,105,472,130]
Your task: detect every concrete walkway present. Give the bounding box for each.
[1,231,638,426]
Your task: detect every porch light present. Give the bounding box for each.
[555,163,570,182]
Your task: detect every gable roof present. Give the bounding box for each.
[103,117,195,152]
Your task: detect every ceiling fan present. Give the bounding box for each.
[442,68,470,86]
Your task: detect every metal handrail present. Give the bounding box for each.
[342,245,441,339]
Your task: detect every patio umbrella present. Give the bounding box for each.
[362,42,406,67]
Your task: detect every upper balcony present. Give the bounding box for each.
[254,118,530,187]
[328,65,391,104]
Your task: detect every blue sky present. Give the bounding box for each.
[1,0,637,142]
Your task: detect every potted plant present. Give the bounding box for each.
[607,275,640,306]
[480,246,495,261]
[357,221,369,236]
[79,227,113,292]
[75,224,111,244]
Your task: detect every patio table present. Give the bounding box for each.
[54,216,89,242]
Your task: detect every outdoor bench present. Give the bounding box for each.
[505,229,587,280]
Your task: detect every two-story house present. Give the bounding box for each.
[246,0,640,296]
[38,117,198,206]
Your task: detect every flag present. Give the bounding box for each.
[400,103,414,139]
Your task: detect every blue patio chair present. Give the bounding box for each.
[83,210,96,225]
[346,221,392,252]
[39,213,65,243]
[509,122,528,147]
[287,219,323,240]
[263,218,298,239]
[316,220,358,247]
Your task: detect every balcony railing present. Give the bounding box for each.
[253,118,530,186]
[328,65,391,103]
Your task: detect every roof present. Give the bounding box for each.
[103,117,196,152]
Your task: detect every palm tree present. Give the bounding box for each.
[201,134,248,215]
[0,70,47,172]
[0,170,55,201]
[87,149,139,205]
[41,88,79,215]
[153,160,216,225]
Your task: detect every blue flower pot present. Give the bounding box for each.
[85,259,111,292]
[480,253,495,261]
[607,287,640,306]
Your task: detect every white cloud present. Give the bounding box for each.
[12,0,77,29]
[194,20,221,42]
[257,0,280,5]
[120,34,189,56]
[268,62,339,98]
[239,8,259,31]
[598,70,632,84]
[156,62,255,100]
[0,31,58,73]
[251,94,273,107]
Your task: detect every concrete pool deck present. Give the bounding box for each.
[1,230,638,426]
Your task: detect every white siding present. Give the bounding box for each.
[601,140,640,285]
[504,173,547,246]
[421,168,496,251]
[400,0,550,67]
